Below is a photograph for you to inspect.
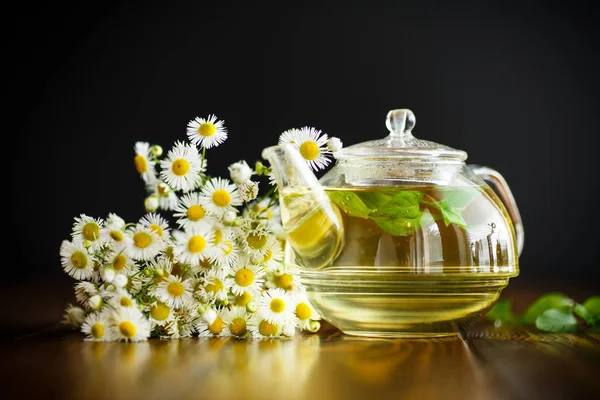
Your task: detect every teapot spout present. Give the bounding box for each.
[262,144,344,269]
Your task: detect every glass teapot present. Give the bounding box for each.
[262,109,523,338]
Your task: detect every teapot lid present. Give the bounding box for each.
[335,109,467,161]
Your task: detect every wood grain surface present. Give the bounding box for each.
[1,278,598,400]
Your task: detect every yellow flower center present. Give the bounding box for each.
[299,141,320,161]
[83,222,100,241]
[110,230,124,242]
[230,317,247,337]
[91,323,104,339]
[187,205,206,221]
[70,251,88,269]
[133,232,152,249]
[258,320,278,337]
[167,281,185,297]
[150,303,171,321]
[149,224,163,237]
[235,291,252,306]
[265,209,273,219]
[208,316,225,335]
[212,189,231,207]
[234,268,255,287]
[246,233,267,250]
[171,158,190,176]
[157,183,168,195]
[214,229,223,244]
[134,155,147,173]
[205,279,224,294]
[198,122,217,137]
[296,303,312,320]
[274,273,293,290]
[188,235,206,253]
[119,321,137,338]
[270,298,286,313]
[222,240,233,255]
[113,254,127,271]
[120,297,133,307]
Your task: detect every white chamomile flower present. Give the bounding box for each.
[259,236,284,272]
[134,142,157,183]
[160,141,204,192]
[186,114,228,149]
[105,213,125,229]
[269,270,305,293]
[228,160,253,184]
[293,293,321,330]
[100,223,131,254]
[81,312,109,341]
[62,304,86,328]
[108,307,150,342]
[233,289,256,309]
[71,214,105,251]
[248,313,282,339]
[226,263,265,297]
[144,195,159,212]
[210,236,239,269]
[127,225,166,261]
[327,136,343,152]
[148,302,175,327]
[279,126,331,171]
[139,213,171,240]
[222,307,251,338]
[197,269,228,302]
[173,191,214,230]
[238,179,259,202]
[107,289,137,308]
[196,308,228,337]
[240,225,271,257]
[60,240,96,280]
[162,316,196,339]
[172,225,215,267]
[146,180,179,211]
[200,177,242,216]
[258,288,295,325]
[74,281,98,304]
[105,250,137,276]
[153,275,193,309]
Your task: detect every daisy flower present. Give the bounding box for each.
[222,307,251,338]
[153,275,194,309]
[105,250,137,276]
[279,126,331,171]
[172,225,215,267]
[238,180,259,202]
[107,289,137,308]
[139,213,171,240]
[74,281,99,304]
[134,141,157,183]
[228,160,253,184]
[258,236,284,272]
[248,313,282,339]
[62,304,86,328]
[240,224,271,257]
[210,236,239,270]
[126,225,166,261]
[108,307,151,342]
[293,293,321,330]
[186,114,228,149]
[196,308,228,337]
[160,141,204,192]
[81,312,109,341]
[200,177,242,217]
[148,302,175,327]
[197,269,228,302]
[226,263,265,297]
[71,214,105,251]
[258,288,295,325]
[146,180,179,211]
[60,240,96,280]
[233,290,256,308]
[100,224,132,254]
[173,191,214,230]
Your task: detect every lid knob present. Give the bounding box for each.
[386,109,416,140]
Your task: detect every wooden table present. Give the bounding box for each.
[1,279,599,400]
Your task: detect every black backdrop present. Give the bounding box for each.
[9,0,600,288]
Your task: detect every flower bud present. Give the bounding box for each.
[83,240,93,249]
[308,320,321,333]
[102,267,116,283]
[150,145,163,157]
[223,210,237,224]
[283,323,296,337]
[228,160,253,184]
[114,274,128,288]
[144,196,159,212]
[88,295,103,310]
[254,161,267,175]
[238,180,259,202]
[246,301,258,313]
[327,137,343,152]
[202,309,217,325]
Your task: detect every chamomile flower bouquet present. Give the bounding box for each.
[60,114,343,342]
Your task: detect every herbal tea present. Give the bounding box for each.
[282,185,519,337]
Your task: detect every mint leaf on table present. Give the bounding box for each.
[326,191,371,218]
[581,296,600,327]
[535,309,579,333]
[518,293,574,325]
[486,299,517,325]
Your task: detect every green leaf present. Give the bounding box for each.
[573,304,595,326]
[519,293,574,325]
[327,191,371,218]
[370,191,424,236]
[437,201,468,227]
[582,296,600,316]
[357,192,393,211]
[372,216,421,236]
[424,189,476,228]
[485,299,516,325]
[535,309,579,333]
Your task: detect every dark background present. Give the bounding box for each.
[8,0,600,298]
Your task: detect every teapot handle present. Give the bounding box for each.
[468,165,524,257]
